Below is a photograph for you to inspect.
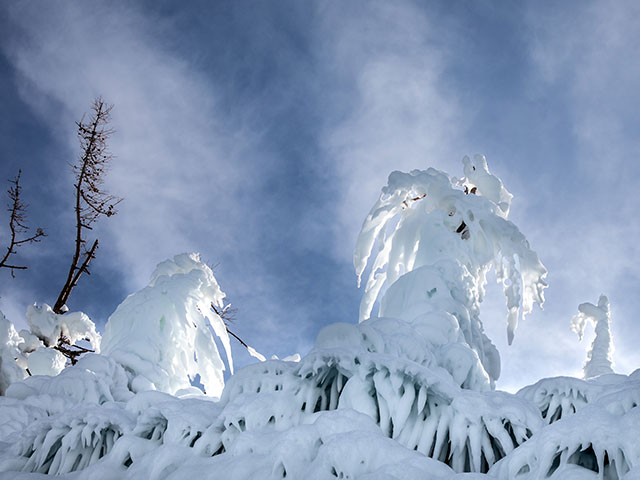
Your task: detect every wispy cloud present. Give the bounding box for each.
[3,2,263,290]
[316,1,466,262]
[519,0,640,379]
[0,1,351,364]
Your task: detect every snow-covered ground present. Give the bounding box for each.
[1,158,637,479]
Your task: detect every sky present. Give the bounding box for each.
[0,0,638,392]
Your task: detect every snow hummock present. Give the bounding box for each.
[571,294,615,379]
[26,347,66,377]
[101,253,233,397]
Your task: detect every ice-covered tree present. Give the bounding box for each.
[571,294,615,379]
[0,303,102,393]
[101,253,233,397]
[354,155,547,388]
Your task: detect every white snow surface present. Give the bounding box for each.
[26,347,66,377]
[26,303,101,351]
[101,253,232,397]
[0,158,637,480]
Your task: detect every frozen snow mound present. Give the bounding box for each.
[0,388,222,476]
[119,409,467,480]
[0,354,133,442]
[518,371,639,425]
[200,320,543,474]
[101,253,233,397]
[0,318,541,476]
[490,390,640,479]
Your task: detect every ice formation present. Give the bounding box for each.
[0,310,27,394]
[354,155,547,386]
[571,294,615,379]
[495,371,640,479]
[0,304,102,393]
[101,253,233,397]
[0,158,638,480]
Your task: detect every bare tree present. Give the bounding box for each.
[53,98,122,314]
[0,170,46,277]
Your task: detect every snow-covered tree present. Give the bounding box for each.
[354,155,547,389]
[571,294,615,379]
[101,253,234,397]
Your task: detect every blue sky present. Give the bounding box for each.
[0,0,638,392]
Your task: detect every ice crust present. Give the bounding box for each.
[0,158,637,480]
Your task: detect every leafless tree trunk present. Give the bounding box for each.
[0,170,46,277]
[53,98,122,314]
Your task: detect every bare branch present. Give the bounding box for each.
[0,170,47,277]
[211,302,251,350]
[53,334,95,366]
[53,98,123,314]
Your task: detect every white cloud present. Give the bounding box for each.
[2,2,262,290]
[316,1,467,262]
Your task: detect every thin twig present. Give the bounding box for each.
[0,170,46,276]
